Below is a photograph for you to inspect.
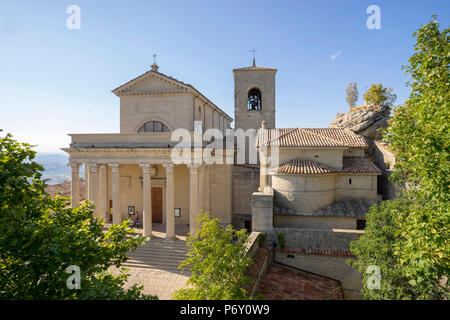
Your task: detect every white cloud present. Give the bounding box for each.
[330,49,342,61]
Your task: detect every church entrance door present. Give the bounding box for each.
[151,187,163,223]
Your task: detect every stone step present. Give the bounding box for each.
[121,262,190,274]
[127,255,185,264]
[131,247,188,253]
[131,246,188,251]
[122,260,190,271]
[122,239,190,271]
[139,240,188,246]
[125,259,184,267]
[127,255,187,263]
[129,249,188,256]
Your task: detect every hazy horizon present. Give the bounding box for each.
[1,1,449,153]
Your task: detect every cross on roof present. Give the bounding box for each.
[251,48,257,66]
[152,54,157,64]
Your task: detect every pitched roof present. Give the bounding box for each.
[342,157,382,174]
[270,159,334,175]
[111,69,233,121]
[271,157,381,175]
[258,128,368,148]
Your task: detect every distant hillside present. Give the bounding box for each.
[45,179,87,201]
[35,152,85,184]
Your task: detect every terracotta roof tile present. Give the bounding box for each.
[342,157,382,174]
[271,157,381,176]
[258,128,368,148]
[271,159,334,175]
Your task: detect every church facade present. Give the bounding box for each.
[63,61,381,249]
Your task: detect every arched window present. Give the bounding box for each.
[137,121,170,133]
[248,88,262,111]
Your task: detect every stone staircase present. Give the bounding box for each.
[122,238,190,273]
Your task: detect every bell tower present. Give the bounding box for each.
[233,59,277,131]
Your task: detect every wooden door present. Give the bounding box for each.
[151,187,163,223]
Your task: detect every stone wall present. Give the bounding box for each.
[373,142,397,200]
[257,262,343,300]
[274,227,362,251]
[232,165,260,229]
[209,164,233,224]
[274,250,361,299]
[274,214,358,229]
[120,94,195,133]
[251,187,274,233]
[335,175,378,200]
[272,175,336,212]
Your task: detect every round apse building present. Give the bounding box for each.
[270,159,336,213]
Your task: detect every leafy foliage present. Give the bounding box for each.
[350,17,449,300]
[276,232,285,250]
[173,213,253,300]
[345,82,359,108]
[363,83,397,107]
[0,131,157,299]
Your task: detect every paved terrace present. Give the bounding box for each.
[109,223,191,300]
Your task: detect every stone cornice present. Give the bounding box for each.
[115,89,190,97]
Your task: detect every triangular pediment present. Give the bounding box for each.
[112,71,191,96]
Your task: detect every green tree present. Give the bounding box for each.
[173,213,253,300]
[350,16,449,300]
[363,83,397,107]
[0,130,157,299]
[346,82,359,108]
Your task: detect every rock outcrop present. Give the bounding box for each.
[329,104,390,140]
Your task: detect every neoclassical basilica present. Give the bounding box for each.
[64,59,381,257]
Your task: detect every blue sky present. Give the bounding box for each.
[0,0,448,153]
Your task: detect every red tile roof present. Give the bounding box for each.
[271,159,334,175]
[342,157,382,174]
[258,128,368,148]
[271,158,381,175]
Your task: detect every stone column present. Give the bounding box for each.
[84,162,89,197]
[259,151,269,192]
[204,165,210,213]
[198,165,205,213]
[163,163,175,241]
[98,164,107,220]
[140,163,153,238]
[87,163,98,216]
[251,187,274,233]
[188,164,199,236]
[110,163,121,224]
[70,162,81,208]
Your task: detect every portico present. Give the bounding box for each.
[65,138,224,239]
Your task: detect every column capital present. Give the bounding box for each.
[140,163,155,175]
[69,162,81,171]
[87,162,98,173]
[109,162,120,173]
[187,163,200,174]
[163,163,175,173]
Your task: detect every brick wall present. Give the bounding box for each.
[257,262,343,300]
